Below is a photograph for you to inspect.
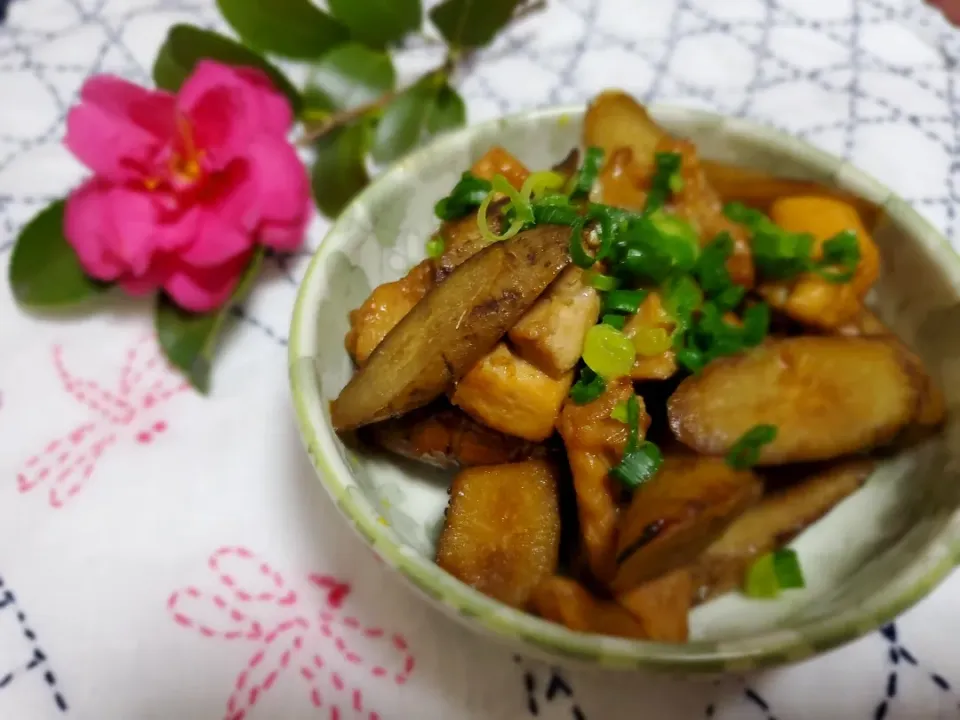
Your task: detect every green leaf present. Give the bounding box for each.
[155,248,265,394]
[8,200,110,308]
[427,84,466,134]
[328,0,422,48]
[429,0,520,48]
[217,0,347,59]
[311,122,370,218]
[153,24,302,112]
[371,78,467,164]
[307,44,396,110]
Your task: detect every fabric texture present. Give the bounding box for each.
[2,0,960,718]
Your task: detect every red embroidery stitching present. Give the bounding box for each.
[16,335,188,508]
[169,547,415,720]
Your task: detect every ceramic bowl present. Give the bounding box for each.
[288,105,960,672]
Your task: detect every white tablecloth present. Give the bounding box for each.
[2,0,960,718]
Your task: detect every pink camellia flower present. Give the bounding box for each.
[63,60,311,312]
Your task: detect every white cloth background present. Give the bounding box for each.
[2,0,960,718]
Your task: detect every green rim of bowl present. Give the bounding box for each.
[289,104,960,672]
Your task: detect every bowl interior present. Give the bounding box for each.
[289,106,960,670]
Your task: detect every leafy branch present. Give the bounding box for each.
[8,0,547,395]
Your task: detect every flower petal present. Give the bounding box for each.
[247,137,312,252]
[63,178,126,281]
[178,61,292,170]
[65,75,175,182]
[107,186,163,276]
[162,250,253,312]
[179,209,254,268]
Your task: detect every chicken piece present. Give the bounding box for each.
[470,145,530,189]
[365,403,538,469]
[451,343,573,442]
[757,196,881,331]
[436,460,561,608]
[531,576,648,639]
[612,456,762,592]
[661,137,755,290]
[592,147,648,211]
[615,569,692,643]
[557,379,648,584]
[508,267,601,378]
[345,260,434,366]
[622,291,679,381]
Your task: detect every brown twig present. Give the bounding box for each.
[297,0,547,146]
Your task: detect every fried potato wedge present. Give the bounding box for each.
[434,203,505,283]
[364,403,538,469]
[668,337,920,464]
[615,569,692,643]
[584,91,666,176]
[345,260,434,366]
[700,160,882,228]
[557,379,645,584]
[832,311,945,431]
[757,196,881,330]
[611,456,762,592]
[690,458,874,603]
[508,267,601,378]
[531,576,648,639]
[437,460,561,608]
[331,225,572,430]
[451,343,574,442]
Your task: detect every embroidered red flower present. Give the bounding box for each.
[63,60,311,312]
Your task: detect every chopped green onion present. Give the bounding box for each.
[744,553,780,598]
[601,313,626,330]
[647,210,700,271]
[492,174,534,225]
[609,397,663,490]
[425,234,445,259]
[646,151,683,213]
[726,424,778,469]
[751,230,815,280]
[585,271,620,291]
[714,284,746,312]
[435,172,493,220]
[633,326,672,356]
[744,548,805,599]
[570,146,605,197]
[582,324,636,379]
[694,232,737,297]
[741,302,771,347]
[477,190,523,243]
[661,274,703,331]
[616,243,676,284]
[568,218,595,268]
[610,400,629,423]
[610,442,663,490]
[676,346,705,374]
[772,548,805,589]
[520,170,567,202]
[569,366,605,404]
[814,229,860,283]
[532,195,581,226]
[602,289,648,315]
